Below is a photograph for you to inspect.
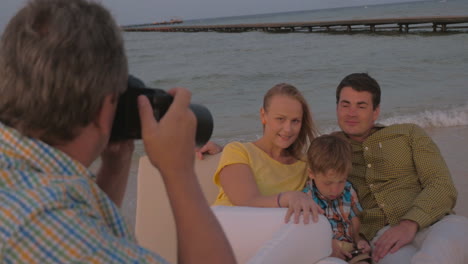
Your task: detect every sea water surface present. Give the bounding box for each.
[124,0,468,147]
[120,0,468,229]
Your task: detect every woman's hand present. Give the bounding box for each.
[281,191,324,224]
[195,141,223,160]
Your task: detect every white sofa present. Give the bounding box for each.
[135,154,345,264]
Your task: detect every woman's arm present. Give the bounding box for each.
[96,140,134,207]
[219,164,323,223]
[219,163,276,207]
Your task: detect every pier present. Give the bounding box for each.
[122,16,468,33]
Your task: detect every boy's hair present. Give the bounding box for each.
[0,0,128,145]
[307,134,352,176]
[263,83,319,160]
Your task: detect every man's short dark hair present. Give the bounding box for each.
[336,73,381,109]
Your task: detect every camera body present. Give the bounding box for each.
[111,75,213,146]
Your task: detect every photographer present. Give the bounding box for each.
[0,0,235,263]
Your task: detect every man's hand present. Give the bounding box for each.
[195,141,223,160]
[138,88,196,178]
[138,88,236,264]
[283,191,324,224]
[101,140,135,165]
[372,220,418,262]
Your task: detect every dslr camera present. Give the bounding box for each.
[111,75,213,146]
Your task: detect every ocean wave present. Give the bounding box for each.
[380,104,468,128]
[317,104,468,135]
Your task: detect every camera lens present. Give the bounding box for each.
[189,104,213,147]
[111,75,214,147]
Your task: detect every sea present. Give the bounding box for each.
[120,0,468,230]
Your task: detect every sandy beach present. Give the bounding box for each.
[116,125,468,233]
[425,125,468,217]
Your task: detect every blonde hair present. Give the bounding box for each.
[263,83,318,159]
[0,0,128,144]
[307,134,352,176]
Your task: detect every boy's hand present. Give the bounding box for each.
[330,239,352,260]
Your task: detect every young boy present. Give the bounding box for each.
[303,134,371,264]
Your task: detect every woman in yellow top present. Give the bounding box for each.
[212,83,324,224]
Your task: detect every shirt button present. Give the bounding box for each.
[380,203,385,208]
[369,184,374,188]
[367,164,372,168]
[364,147,369,151]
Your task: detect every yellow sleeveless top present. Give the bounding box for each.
[212,142,308,206]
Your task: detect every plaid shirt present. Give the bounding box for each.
[335,123,457,241]
[0,122,167,263]
[303,180,362,243]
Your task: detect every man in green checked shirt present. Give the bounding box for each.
[333,73,468,263]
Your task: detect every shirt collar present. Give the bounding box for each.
[338,124,386,145]
[0,122,95,180]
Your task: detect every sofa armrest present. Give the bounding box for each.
[135,154,221,263]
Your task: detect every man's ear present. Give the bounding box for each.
[373,105,381,122]
[93,94,118,136]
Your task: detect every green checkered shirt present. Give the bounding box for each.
[335,123,457,241]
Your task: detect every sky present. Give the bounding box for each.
[1,0,421,31]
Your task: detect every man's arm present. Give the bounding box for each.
[138,89,236,264]
[373,125,456,262]
[402,124,457,228]
[96,140,134,207]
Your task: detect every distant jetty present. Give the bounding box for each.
[152,18,183,25]
[122,16,468,33]
[121,18,183,30]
